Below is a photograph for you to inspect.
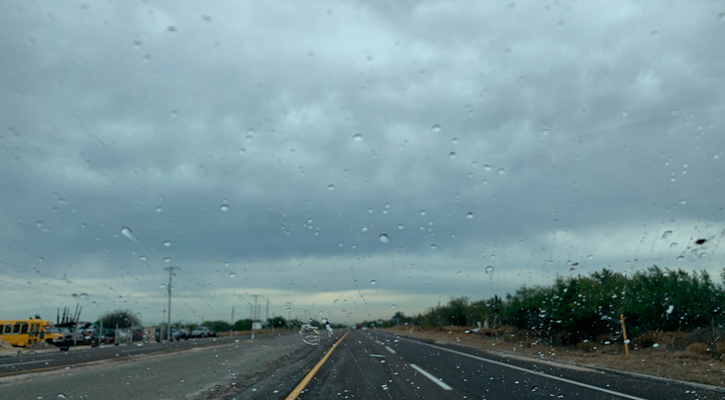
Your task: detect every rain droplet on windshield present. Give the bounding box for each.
[163,241,172,248]
[352,133,363,141]
[369,280,377,286]
[465,212,474,219]
[661,230,672,239]
[379,234,389,243]
[419,210,427,216]
[220,204,230,212]
[485,266,494,275]
[120,227,136,241]
[327,184,335,191]
[431,124,442,133]
[229,272,237,278]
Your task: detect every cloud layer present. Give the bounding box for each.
[1,1,723,324]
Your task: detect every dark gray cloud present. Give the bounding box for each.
[1,0,723,324]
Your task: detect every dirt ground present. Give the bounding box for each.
[383,325,725,388]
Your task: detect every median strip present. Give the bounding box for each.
[409,363,453,391]
[286,331,349,400]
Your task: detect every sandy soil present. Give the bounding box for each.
[383,325,725,388]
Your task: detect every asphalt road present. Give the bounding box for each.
[0,334,257,376]
[296,329,725,400]
[2,329,724,399]
[0,332,320,399]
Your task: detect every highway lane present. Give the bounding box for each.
[295,329,725,400]
[0,334,265,376]
[0,333,318,400]
[3,328,724,399]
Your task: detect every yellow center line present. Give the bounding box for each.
[286,330,350,400]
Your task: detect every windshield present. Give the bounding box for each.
[1,1,723,399]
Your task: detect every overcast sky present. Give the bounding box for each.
[1,1,723,326]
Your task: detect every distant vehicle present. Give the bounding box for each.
[172,328,190,340]
[45,326,84,350]
[190,326,216,338]
[0,319,63,347]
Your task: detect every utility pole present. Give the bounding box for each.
[251,295,260,321]
[164,266,179,341]
[230,306,235,338]
[265,298,269,321]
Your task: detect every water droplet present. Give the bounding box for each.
[327,184,335,191]
[666,305,674,314]
[139,255,147,261]
[391,304,397,309]
[71,293,79,300]
[160,283,166,289]
[431,124,442,133]
[719,12,725,21]
[79,293,89,300]
[699,252,708,259]
[120,227,136,241]
[485,266,494,274]
[482,164,493,171]
[155,206,163,213]
[448,152,457,159]
[676,255,684,261]
[662,230,672,239]
[142,54,151,63]
[361,225,368,232]
[419,210,427,216]
[450,137,459,144]
[220,204,229,212]
[132,40,142,49]
[621,110,629,117]
[496,168,506,175]
[163,240,172,248]
[669,242,677,248]
[587,255,594,260]
[530,386,538,392]
[166,26,177,33]
[352,133,363,142]
[397,224,404,230]
[229,272,237,278]
[465,212,474,219]
[430,244,436,250]
[652,343,660,348]
[379,234,389,243]
[163,257,171,263]
[369,280,377,286]
[57,394,67,399]
[456,271,462,275]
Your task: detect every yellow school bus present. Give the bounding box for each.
[0,319,61,347]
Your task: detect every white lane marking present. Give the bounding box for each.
[406,339,646,400]
[410,363,453,391]
[385,346,396,354]
[1,360,46,367]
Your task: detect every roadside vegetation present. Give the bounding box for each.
[372,266,725,386]
[375,266,725,364]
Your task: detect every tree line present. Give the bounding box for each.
[387,266,725,344]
